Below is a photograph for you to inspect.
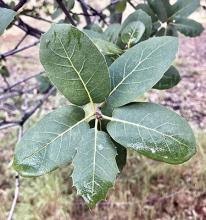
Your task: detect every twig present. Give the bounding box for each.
[3,72,44,93]
[0,41,40,60]
[77,0,91,25]
[127,0,136,9]
[22,14,53,23]
[7,126,23,220]
[19,87,55,125]
[13,33,27,50]
[14,0,27,11]
[55,0,76,26]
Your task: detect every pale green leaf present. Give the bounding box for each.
[40,24,110,106]
[135,3,158,22]
[84,23,103,33]
[72,128,119,207]
[170,0,200,19]
[83,29,105,40]
[153,66,181,90]
[147,0,171,22]
[103,23,121,44]
[121,21,145,46]
[172,18,204,37]
[106,37,178,108]
[0,7,16,35]
[121,9,152,39]
[106,103,196,164]
[14,105,89,176]
[92,38,122,56]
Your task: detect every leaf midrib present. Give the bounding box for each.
[104,115,188,147]
[56,34,95,108]
[109,39,172,97]
[19,113,93,163]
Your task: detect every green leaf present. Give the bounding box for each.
[0,7,16,35]
[120,21,145,46]
[72,128,119,207]
[170,0,200,19]
[121,9,152,39]
[0,64,10,78]
[172,18,204,37]
[65,0,75,10]
[114,141,127,171]
[156,27,166,36]
[83,29,105,40]
[153,66,181,90]
[14,105,89,176]
[106,103,196,164]
[135,3,158,22]
[36,74,52,93]
[103,23,121,44]
[106,36,178,108]
[92,39,122,56]
[40,24,110,106]
[115,0,127,13]
[84,23,103,33]
[166,24,178,37]
[147,0,171,22]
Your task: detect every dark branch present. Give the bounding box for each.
[14,0,27,11]
[0,41,40,60]
[77,0,91,25]
[55,0,76,26]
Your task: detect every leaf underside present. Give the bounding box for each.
[0,8,16,35]
[107,103,196,164]
[14,105,89,176]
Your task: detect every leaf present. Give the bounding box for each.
[65,0,75,10]
[121,9,152,39]
[153,66,181,90]
[120,21,145,46]
[135,3,158,22]
[0,7,16,35]
[147,0,171,22]
[106,36,178,108]
[115,0,127,13]
[84,23,103,33]
[0,64,10,78]
[172,18,204,37]
[83,29,105,40]
[92,39,122,56]
[13,105,89,176]
[106,103,196,164]
[36,74,52,93]
[103,23,121,44]
[170,0,200,19]
[40,24,110,106]
[72,128,119,207]
[156,27,166,36]
[114,141,127,171]
[166,24,178,37]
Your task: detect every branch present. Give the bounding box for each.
[14,0,27,11]
[0,40,40,60]
[16,18,43,39]
[7,126,23,220]
[127,0,136,9]
[77,0,91,25]
[20,87,55,125]
[55,0,76,26]
[3,72,43,93]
